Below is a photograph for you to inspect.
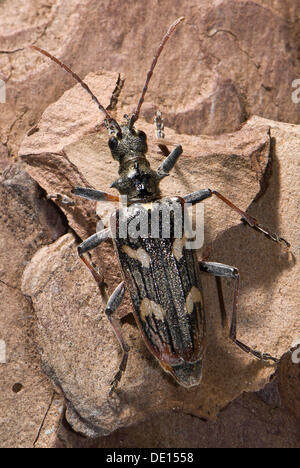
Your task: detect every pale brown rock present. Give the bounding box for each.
[279,352,300,420]
[20,76,299,435]
[0,164,66,447]
[32,392,65,448]
[20,71,274,318]
[20,72,273,235]
[54,390,300,448]
[0,143,9,172]
[1,0,299,445]
[20,71,120,242]
[1,0,300,159]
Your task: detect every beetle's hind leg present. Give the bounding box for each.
[105,282,130,395]
[199,261,279,363]
[79,234,129,394]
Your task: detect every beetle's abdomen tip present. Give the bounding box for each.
[171,359,203,387]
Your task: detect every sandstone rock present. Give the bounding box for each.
[54,390,300,448]
[20,71,275,318]
[1,0,299,445]
[0,164,66,287]
[1,0,299,159]
[20,71,120,242]
[20,78,299,435]
[279,352,300,420]
[0,143,9,172]
[0,164,66,447]
[32,389,65,448]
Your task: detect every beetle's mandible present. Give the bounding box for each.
[32,17,290,394]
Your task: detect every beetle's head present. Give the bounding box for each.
[107,117,160,202]
[107,119,148,160]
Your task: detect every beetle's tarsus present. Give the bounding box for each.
[47,193,75,206]
[109,371,122,396]
[154,110,165,139]
[234,340,279,363]
[109,347,129,396]
[242,218,290,249]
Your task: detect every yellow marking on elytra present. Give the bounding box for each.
[186,287,203,314]
[142,202,154,210]
[140,298,165,322]
[172,237,186,261]
[122,245,151,268]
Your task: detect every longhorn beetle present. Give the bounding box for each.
[32,17,290,394]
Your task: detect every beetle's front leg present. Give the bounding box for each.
[199,261,279,363]
[157,145,183,179]
[105,282,130,395]
[184,189,290,249]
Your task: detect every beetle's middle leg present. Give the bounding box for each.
[199,261,279,363]
[78,228,111,292]
[184,189,290,249]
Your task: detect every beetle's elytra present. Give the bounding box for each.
[112,197,205,387]
[32,17,289,394]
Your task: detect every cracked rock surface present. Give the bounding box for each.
[19,71,299,438]
[0,164,66,448]
[1,0,300,159]
[55,386,300,448]
[0,0,299,448]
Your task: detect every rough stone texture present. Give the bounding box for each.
[0,163,66,447]
[0,143,9,172]
[20,71,276,320]
[54,389,300,448]
[32,392,65,448]
[20,71,274,233]
[20,79,299,436]
[1,0,299,447]
[1,0,300,159]
[279,352,300,420]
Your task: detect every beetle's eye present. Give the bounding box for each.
[137,130,147,141]
[108,137,118,150]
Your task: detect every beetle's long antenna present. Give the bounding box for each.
[129,17,184,129]
[31,45,122,133]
